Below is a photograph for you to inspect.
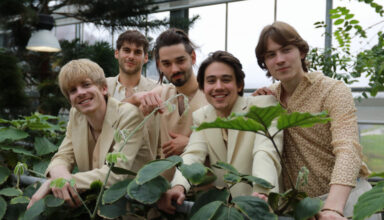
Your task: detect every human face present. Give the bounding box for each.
[68,78,107,115]
[264,38,305,83]
[115,42,148,76]
[203,62,242,117]
[157,43,196,87]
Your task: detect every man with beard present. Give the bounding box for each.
[107,30,159,159]
[128,28,208,162]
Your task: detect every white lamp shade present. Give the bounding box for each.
[26,30,61,52]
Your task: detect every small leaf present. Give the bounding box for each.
[103,178,132,204]
[14,162,28,176]
[10,196,30,204]
[106,152,128,164]
[277,111,330,130]
[353,181,384,220]
[295,167,309,190]
[212,161,240,175]
[345,14,354,19]
[242,175,274,189]
[0,166,11,185]
[245,104,285,129]
[224,173,242,184]
[127,176,170,204]
[0,196,6,219]
[44,194,64,207]
[69,179,76,187]
[293,197,323,220]
[34,137,58,156]
[178,163,207,185]
[334,18,344,25]
[0,187,22,197]
[136,159,179,184]
[50,178,68,188]
[0,127,28,143]
[111,166,137,176]
[191,188,230,216]
[114,130,122,143]
[350,19,359,24]
[99,197,127,219]
[166,103,176,113]
[23,198,45,219]
[233,196,277,220]
[191,201,222,220]
[90,180,103,191]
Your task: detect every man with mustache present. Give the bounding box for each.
[107,30,159,159]
[128,28,208,162]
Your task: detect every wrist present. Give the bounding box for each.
[173,185,186,194]
[321,208,344,217]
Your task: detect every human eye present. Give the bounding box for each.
[205,76,216,84]
[222,76,232,83]
[282,46,292,53]
[134,50,142,55]
[265,52,275,59]
[161,62,170,67]
[69,87,76,94]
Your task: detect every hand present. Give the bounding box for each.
[48,166,82,208]
[251,192,268,202]
[314,210,347,220]
[27,179,52,209]
[140,91,164,116]
[252,87,275,96]
[157,185,185,214]
[162,132,189,157]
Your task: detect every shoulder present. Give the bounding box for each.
[309,72,351,95]
[106,76,118,85]
[192,104,214,121]
[108,97,142,127]
[245,95,278,107]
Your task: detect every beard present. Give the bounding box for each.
[168,70,192,87]
[119,60,141,76]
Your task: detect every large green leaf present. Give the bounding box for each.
[127,176,170,205]
[191,188,230,216]
[179,163,207,185]
[191,201,222,220]
[33,159,50,175]
[10,196,30,204]
[242,175,274,189]
[136,158,180,184]
[103,178,132,204]
[111,166,137,176]
[0,187,22,197]
[0,145,37,158]
[245,104,285,129]
[233,196,277,220]
[44,194,64,207]
[268,192,281,212]
[99,197,127,219]
[0,127,28,143]
[0,166,11,185]
[23,198,45,219]
[224,173,242,184]
[166,155,183,164]
[353,181,384,220]
[34,136,58,156]
[212,161,240,175]
[0,196,6,219]
[293,197,323,220]
[212,204,244,220]
[277,111,330,130]
[195,116,266,133]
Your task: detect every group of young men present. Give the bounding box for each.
[27,22,377,220]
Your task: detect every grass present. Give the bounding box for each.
[360,134,384,173]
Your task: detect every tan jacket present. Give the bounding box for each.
[171,96,283,197]
[107,75,160,160]
[46,98,152,189]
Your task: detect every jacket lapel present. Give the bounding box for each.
[97,98,118,168]
[227,97,248,164]
[203,105,227,162]
[71,110,90,171]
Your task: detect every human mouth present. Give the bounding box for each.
[172,72,184,79]
[276,67,289,72]
[79,98,92,105]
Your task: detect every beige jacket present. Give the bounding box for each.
[171,96,283,197]
[46,98,152,189]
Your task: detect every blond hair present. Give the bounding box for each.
[58,59,106,99]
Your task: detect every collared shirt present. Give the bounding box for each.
[272,72,369,197]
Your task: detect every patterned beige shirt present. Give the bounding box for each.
[272,72,369,197]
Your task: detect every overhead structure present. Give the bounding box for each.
[26,14,61,52]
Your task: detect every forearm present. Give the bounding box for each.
[323,184,352,213]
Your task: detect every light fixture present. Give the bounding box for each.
[26,14,61,52]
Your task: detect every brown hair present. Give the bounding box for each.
[197,51,245,96]
[153,28,197,83]
[255,21,309,77]
[116,30,149,54]
[58,59,106,100]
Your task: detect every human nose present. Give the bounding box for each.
[171,63,180,73]
[275,52,285,64]
[214,80,224,90]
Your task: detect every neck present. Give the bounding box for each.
[86,103,107,132]
[118,71,141,89]
[281,71,305,97]
[176,74,199,97]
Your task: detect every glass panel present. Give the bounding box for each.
[359,124,384,173]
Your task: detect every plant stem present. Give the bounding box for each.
[269,130,295,190]
[71,185,92,217]
[91,163,114,219]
